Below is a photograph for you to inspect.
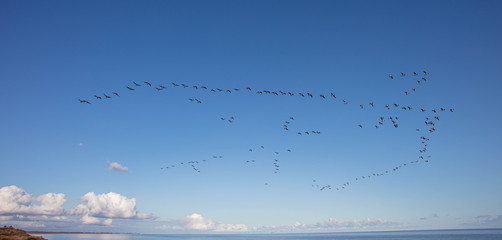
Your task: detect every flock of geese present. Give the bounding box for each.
[79,71,454,192]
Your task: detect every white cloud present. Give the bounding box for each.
[81,215,101,225]
[80,215,113,226]
[0,185,154,228]
[102,219,113,226]
[160,213,248,232]
[0,185,66,216]
[70,192,155,220]
[109,162,128,172]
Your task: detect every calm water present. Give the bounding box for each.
[38,229,502,240]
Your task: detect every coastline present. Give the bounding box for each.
[29,228,502,235]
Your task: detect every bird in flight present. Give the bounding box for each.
[126,86,135,91]
[78,99,91,104]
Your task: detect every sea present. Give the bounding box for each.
[37,229,502,240]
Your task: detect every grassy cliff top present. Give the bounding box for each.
[0,226,46,240]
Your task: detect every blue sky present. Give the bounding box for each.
[0,0,501,233]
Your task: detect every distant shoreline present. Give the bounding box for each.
[28,231,141,235]
[28,228,502,235]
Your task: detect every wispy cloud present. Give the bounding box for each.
[252,218,401,233]
[419,213,439,221]
[109,162,128,172]
[462,215,502,227]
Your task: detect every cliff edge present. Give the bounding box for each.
[0,226,46,240]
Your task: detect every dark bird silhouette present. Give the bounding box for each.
[104,94,111,99]
[126,86,135,91]
[78,99,91,104]
[369,102,374,107]
[133,81,141,86]
[112,92,119,96]
[358,124,362,128]
[401,72,405,77]
[94,95,102,99]
[246,87,251,90]
[172,82,179,86]
[389,75,394,79]
[331,93,336,98]
[320,94,325,99]
[144,82,152,86]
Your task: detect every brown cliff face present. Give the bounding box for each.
[0,226,47,240]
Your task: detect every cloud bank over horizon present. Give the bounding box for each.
[157,213,248,232]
